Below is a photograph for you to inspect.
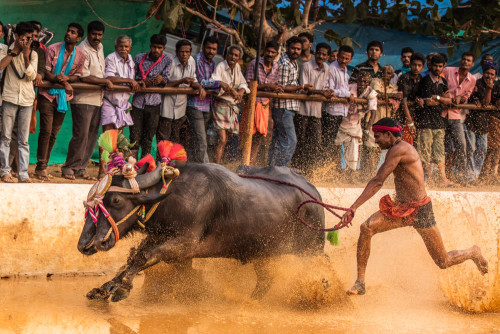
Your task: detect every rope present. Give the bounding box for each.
[237,174,354,232]
[84,0,165,30]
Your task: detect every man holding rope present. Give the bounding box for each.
[341,117,488,296]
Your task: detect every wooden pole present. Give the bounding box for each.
[241,80,259,165]
[35,81,500,111]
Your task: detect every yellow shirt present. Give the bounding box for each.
[0,46,38,107]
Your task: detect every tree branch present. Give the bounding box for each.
[302,0,313,26]
[181,4,255,56]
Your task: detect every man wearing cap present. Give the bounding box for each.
[340,117,488,296]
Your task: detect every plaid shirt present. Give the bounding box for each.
[246,57,279,103]
[273,53,300,111]
[132,51,173,108]
[349,60,383,83]
[187,52,221,112]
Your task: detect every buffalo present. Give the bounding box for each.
[78,163,325,302]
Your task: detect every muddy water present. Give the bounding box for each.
[1,249,499,334]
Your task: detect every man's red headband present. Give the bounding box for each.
[372,125,403,133]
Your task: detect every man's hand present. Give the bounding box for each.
[348,94,355,104]
[341,209,355,227]
[323,89,334,99]
[485,77,495,90]
[129,79,141,92]
[234,89,244,103]
[56,74,70,83]
[183,77,195,85]
[34,73,43,86]
[63,81,73,96]
[408,123,417,136]
[21,38,32,57]
[220,82,231,92]
[453,95,465,105]
[199,87,207,100]
[137,80,146,89]
[152,74,164,86]
[270,83,284,93]
[105,79,114,90]
[303,84,313,92]
[416,97,424,107]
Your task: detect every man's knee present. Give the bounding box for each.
[360,221,374,237]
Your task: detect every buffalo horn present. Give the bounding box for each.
[136,162,149,175]
[123,165,162,190]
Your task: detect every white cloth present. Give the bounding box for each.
[161,56,197,119]
[335,84,377,169]
[103,51,135,108]
[0,43,38,107]
[72,38,106,106]
[210,60,250,105]
[326,60,351,116]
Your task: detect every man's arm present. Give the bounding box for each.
[341,145,403,224]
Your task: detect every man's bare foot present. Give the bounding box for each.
[346,279,366,295]
[472,245,488,275]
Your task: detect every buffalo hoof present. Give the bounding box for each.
[87,287,111,300]
[110,285,131,302]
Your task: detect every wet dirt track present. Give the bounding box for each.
[1,244,499,334]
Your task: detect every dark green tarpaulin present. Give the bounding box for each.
[1,0,161,164]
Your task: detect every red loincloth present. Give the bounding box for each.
[379,194,431,225]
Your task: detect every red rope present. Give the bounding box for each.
[237,174,354,232]
[84,0,165,30]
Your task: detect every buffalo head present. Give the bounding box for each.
[77,164,170,254]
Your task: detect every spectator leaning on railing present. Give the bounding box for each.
[210,44,249,164]
[292,42,333,176]
[0,21,37,183]
[62,21,113,181]
[158,39,205,145]
[130,33,172,159]
[36,22,86,181]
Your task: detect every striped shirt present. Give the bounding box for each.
[187,52,221,112]
[273,53,300,111]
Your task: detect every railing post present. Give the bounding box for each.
[241,80,258,165]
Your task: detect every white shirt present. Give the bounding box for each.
[0,44,38,107]
[0,43,7,105]
[326,60,351,116]
[72,38,106,106]
[210,60,250,104]
[103,51,135,108]
[161,56,197,119]
[298,60,330,118]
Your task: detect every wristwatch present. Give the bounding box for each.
[7,50,18,57]
[436,95,441,101]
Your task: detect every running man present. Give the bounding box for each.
[341,117,488,295]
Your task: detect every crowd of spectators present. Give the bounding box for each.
[0,21,499,186]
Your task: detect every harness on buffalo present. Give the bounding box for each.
[83,165,179,243]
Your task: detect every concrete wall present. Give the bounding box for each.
[0,184,498,311]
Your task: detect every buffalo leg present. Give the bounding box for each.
[251,258,273,299]
[87,238,163,302]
